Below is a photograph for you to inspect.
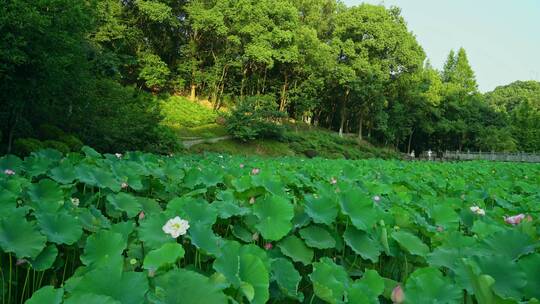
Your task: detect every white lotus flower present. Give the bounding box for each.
[470,205,485,216]
[162,216,190,238]
[71,197,80,207]
[115,153,122,159]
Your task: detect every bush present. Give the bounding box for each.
[37,124,66,140]
[77,79,177,153]
[13,138,43,156]
[59,135,84,151]
[146,125,181,154]
[226,95,286,142]
[43,140,70,154]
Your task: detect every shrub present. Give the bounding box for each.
[225,95,286,142]
[37,124,66,140]
[59,134,84,151]
[77,79,174,153]
[43,140,71,154]
[13,138,44,156]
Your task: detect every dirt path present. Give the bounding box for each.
[182,136,232,148]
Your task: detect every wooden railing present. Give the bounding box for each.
[417,151,540,163]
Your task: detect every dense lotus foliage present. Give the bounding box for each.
[0,147,539,303]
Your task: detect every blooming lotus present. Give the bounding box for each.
[504,214,526,226]
[115,153,122,159]
[251,168,260,175]
[470,205,485,216]
[121,182,129,189]
[138,211,145,220]
[162,216,190,238]
[330,177,337,185]
[71,197,80,207]
[3,169,15,176]
[391,284,405,304]
[239,164,245,168]
[373,195,381,203]
[264,243,273,250]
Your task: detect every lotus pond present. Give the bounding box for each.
[0,147,539,304]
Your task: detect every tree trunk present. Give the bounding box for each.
[339,88,350,137]
[407,128,415,154]
[279,73,288,112]
[240,67,248,98]
[358,113,363,140]
[190,84,196,101]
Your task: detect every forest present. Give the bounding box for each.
[1,0,539,155]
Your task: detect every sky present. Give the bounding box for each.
[344,0,540,92]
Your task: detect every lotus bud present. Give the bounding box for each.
[138,211,145,220]
[391,284,405,304]
[330,177,337,185]
[115,153,122,159]
[121,182,129,189]
[251,168,260,175]
[264,243,273,250]
[252,232,259,241]
[71,197,80,207]
[239,164,245,168]
[3,169,15,176]
[373,195,381,203]
[249,197,255,205]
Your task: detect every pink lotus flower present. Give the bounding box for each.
[373,195,381,203]
[121,182,129,189]
[3,169,15,176]
[391,284,405,304]
[504,214,526,226]
[330,177,337,185]
[138,211,145,220]
[264,243,273,250]
[239,164,245,168]
[251,168,260,175]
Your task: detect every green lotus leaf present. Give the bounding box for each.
[232,224,254,243]
[518,253,540,299]
[138,197,162,215]
[271,257,303,301]
[479,229,538,260]
[143,243,185,270]
[36,211,83,245]
[309,257,351,304]
[80,230,126,269]
[463,259,497,304]
[64,293,121,304]
[0,155,22,171]
[24,156,54,177]
[26,286,63,304]
[138,213,175,250]
[212,194,250,219]
[429,204,459,230]
[49,162,77,184]
[188,223,222,256]
[278,235,313,266]
[348,269,385,304]
[473,254,527,299]
[27,179,64,212]
[391,230,430,257]
[405,267,462,304]
[471,221,505,238]
[344,226,382,263]
[213,240,242,287]
[30,244,58,271]
[81,146,101,158]
[240,253,270,304]
[77,206,111,232]
[253,195,294,241]
[339,188,380,231]
[299,225,336,249]
[110,221,135,244]
[153,269,227,304]
[68,268,148,304]
[304,192,338,226]
[106,193,143,218]
[241,244,271,272]
[0,216,46,258]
